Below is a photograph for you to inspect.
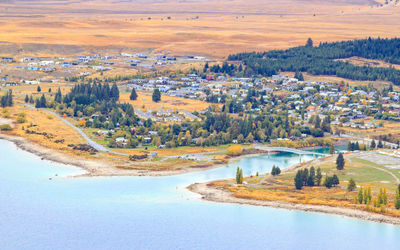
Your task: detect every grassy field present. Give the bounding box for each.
[119,91,211,112]
[211,151,400,218]
[0,0,398,58]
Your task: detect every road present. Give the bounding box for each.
[24,105,128,156]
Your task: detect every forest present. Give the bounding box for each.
[226,38,400,84]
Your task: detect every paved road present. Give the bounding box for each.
[24,105,128,156]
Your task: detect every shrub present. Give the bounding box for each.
[16,113,27,124]
[227,145,243,156]
[0,124,12,131]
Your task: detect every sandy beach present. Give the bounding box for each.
[188,182,400,226]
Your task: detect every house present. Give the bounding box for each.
[143,137,152,144]
[206,75,216,81]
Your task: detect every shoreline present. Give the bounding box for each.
[0,133,264,177]
[187,182,400,226]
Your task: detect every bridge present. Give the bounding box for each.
[254,146,329,157]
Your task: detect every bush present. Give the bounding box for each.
[0,124,12,131]
[227,145,243,156]
[16,113,27,124]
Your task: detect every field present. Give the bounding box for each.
[119,91,211,112]
[0,0,399,58]
[210,151,400,217]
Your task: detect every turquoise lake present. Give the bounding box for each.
[1,139,399,250]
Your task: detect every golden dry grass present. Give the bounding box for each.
[0,1,398,58]
[119,91,210,112]
[1,105,87,155]
[212,152,400,218]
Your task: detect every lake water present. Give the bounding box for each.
[0,140,399,250]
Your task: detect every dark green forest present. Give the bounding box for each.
[227,38,400,84]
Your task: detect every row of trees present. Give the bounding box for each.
[0,90,13,108]
[236,167,244,184]
[294,167,323,190]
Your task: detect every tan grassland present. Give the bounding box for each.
[0,0,398,58]
[189,152,400,225]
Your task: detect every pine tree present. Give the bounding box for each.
[40,94,46,108]
[130,88,138,100]
[55,87,62,103]
[395,189,400,210]
[37,86,41,92]
[358,187,364,204]
[378,140,383,148]
[347,178,356,191]
[332,174,339,186]
[294,170,303,190]
[110,83,120,101]
[29,95,34,104]
[336,152,345,170]
[24,94,29,103]
[370,139,376,149]
[306,37,313,47]
[152,88,161,102]
[315,167,322,186]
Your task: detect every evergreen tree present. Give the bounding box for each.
[55,87,62,103]
[37,86,41,92]
[306,37,313,47]
[378,140,383,148]
[294,170,303,190]
[357,187,364,204]
[152,88,161,102]
[336,152,345,170]
[24,94,29,103]
[29,95,34,104]
[370,139,376,149]
[395,189,400,210]
[48,88,52,93]
[110,83,120,101]
[315,167,322,186]
[347,178,356,191]
[39,94,47,108]
[332,174,339,186]
[130,88,138,100]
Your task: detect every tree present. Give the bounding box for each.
[294,71,304,81]
[294,170,303,190]
[152,88,161,102]
[236,167,243,184]
[37,86,41,92]
[55,87,62,103]
[110,83,120,101]
[307,166,315,186]
[130,88,138,100]
[329,144,335,154]
[336,152,345,170]
[315,167,322,186]
[271,165,281,176]
[347,178,356,191]
[40,94,47,108]
[306,38,313,47]
[377,140,383,148]
[357,187,364,204]
[370,139,376,149]
[332,174,339,186]
[227,145,243,156]
[324,175,333,188]
[24,94,29,103]
[395,189,400,210]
